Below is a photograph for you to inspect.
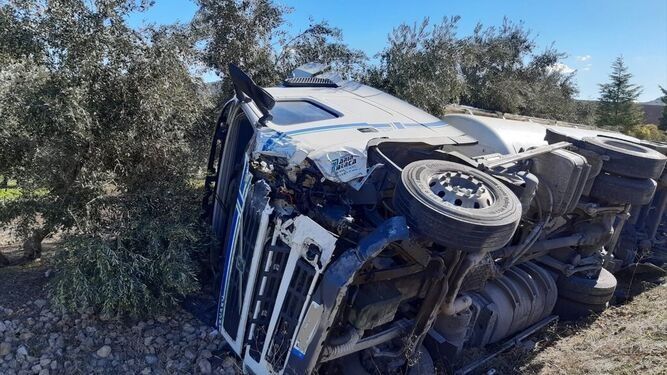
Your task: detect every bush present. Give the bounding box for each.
[51,188,211,316]
[626,124,667,142]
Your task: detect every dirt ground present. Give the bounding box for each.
[1,241,665,374]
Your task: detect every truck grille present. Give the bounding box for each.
[266,258,316,369]
[247,244,291,361]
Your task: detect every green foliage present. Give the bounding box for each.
[625,124,667,142]
[596,56,644,129]
[194,0,365,98]
[366,17,578,119]
[0,0,212,314]
[365,17,464,116]
[52,189,209,316]
[659,86,667,131]
[459,19,577,119]
[571,101,598,126]
[0,188,21,201]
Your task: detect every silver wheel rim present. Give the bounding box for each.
[427,171,495,209]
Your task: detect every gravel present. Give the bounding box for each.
[0,299,240,374]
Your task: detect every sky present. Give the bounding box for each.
[128,0,667,102]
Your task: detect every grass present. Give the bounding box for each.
[0,178,20,201]
[0,178,48,202]
[0,187,21,201]
[484,280,667,374]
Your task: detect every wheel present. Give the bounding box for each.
[393,160,521,252]
[588,173,657,206]
[553,297,608,320]
[581,137,667,179]
[639,140,667,155]
[545,128,581,145]
[557,268,617,305]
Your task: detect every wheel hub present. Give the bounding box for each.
[428,171,495,209]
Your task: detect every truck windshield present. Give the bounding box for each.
[270,101,337,125]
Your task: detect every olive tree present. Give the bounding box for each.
[0,0,212,315]
[459,19,577,119]
[366,17,579,120]
[364,17,465,116]
[193,0,366,98]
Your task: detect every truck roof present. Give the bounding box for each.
[259,82,466,153]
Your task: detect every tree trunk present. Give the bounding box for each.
[0,251,9,266]
[23,229,47,260]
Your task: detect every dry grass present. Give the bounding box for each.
[482,281,667,375]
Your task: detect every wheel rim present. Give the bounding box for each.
[427,171,495,209]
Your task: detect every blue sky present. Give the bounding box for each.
[128,0,667,102]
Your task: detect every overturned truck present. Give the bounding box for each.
[201,64,667,374]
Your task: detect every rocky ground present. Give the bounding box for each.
[0,244,241,375]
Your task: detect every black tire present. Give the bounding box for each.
[544,128,582,145]
[581,137,667,179]
[394,160,521,252]
[640,140,667,155]
[553,297,608,320]
[589,173,657,206]
[557,268,617,305]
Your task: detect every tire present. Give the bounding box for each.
[394,160,521,252]
[553,297,608,320]
[557,268,617,305]
[581,137,667,179]
[545,128,582,145]
[589,173,657,206]
[639,140,667,155]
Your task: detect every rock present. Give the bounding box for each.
[96,345,111,358]
[33,300,47,309]
[31,364,41,373]
[183,323,195,334]
[200,350,212,359]
[156,316,168,324]
[143,337,154,346]
[39,370,49,375]
[99,313,111,322]
[222,356,236,369]
[184,350,196,360]
[141,367,151,375]
[39,358,51,367]
[197,358,212,374]
[49,361,58,370]
[144,355,158,365]
[0,321,6,332]
[20,332,34,341]
[0,342,11,356]
[17,346,28,356]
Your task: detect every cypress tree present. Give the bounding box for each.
[659,86,667,131]
[596,56,644,129]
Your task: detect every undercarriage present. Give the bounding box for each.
[201,66,667,374]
